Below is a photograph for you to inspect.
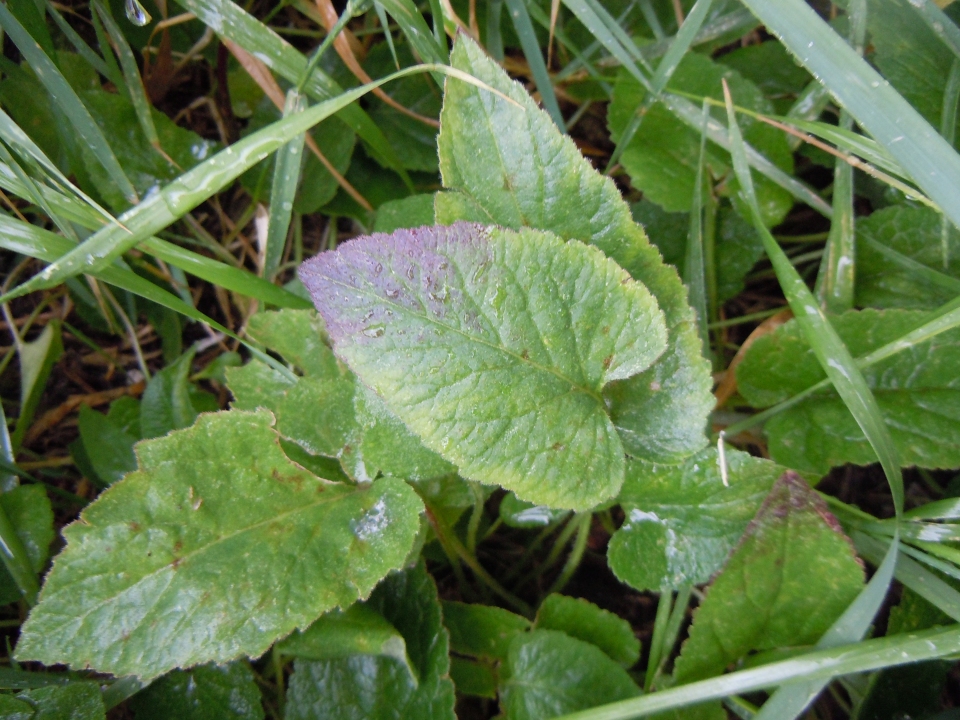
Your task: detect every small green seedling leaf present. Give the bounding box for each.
[11,321,63,451]
[442,601,531,661]
[536,594,640,667]
[15,681,105,720]
[299,223,668,510]
[0,484,54,605]
[140,346,218,439]
[77,403,139,487]
[436,33,714,464]
[128,662,264,720]
[499,493,570,528]
[499,629,640,719]
[285,561,455,720]
[608,448,794,592]
[16,411,424,680]
[673,472,865,683]
[737,309,960,474]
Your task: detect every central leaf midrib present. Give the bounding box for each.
[327,272,606,405]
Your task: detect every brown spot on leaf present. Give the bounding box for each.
[602,355,613,370]
[552,442,565,451]
[521,349,530,360]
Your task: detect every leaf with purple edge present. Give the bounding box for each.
[298,222,668,511]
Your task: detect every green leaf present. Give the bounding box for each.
[448,657,497,698]
[535,594,640,667]
[12,321,63,451]
[300,223,668,510]
[608,52,794,227]
[16,682,105,720]
[441,600,531,661]
[77,404,138,487]
[607,448,793,592]
[736,309,960,474]
[435,33,714,464]
[499,629,640,719]
[0,484,54,605]
[673,472,865,683]
[373,194,437,234]
[278,603,412,671]
[15,410,424,679]
[0,694,34,720]
[129,663,264,720]
[855,204,960,310]
[140,346,218,439]
[717,41,812,112]
[284,561,455,720]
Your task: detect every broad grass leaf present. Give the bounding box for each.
[128,662,264,720]
[284,561,455,720]
[535,594,640,667]
[0,484,54,605]
[673,472,864,683]
[442,601,531,661]
[737,309,960,474]
[608,52,794,227]
[435,34,713,464]
[608,448,793,592]
[15,411,423,680]
[499,629,640,719]
[856,204,960,310]
[299,223,668,510]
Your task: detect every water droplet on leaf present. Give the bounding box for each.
[124,0,152,25]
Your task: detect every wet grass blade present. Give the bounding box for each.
[46,4,115,82]
[175,0,414,188]
[738,0,960,231]
[0,65,504,303]
[503,0,564,128]
[264,90,307,280]
[685,100,711,356]
[722,81,903,516]
[0,2,138,206]
[551,624,960,720]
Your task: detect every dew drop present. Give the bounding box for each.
[385,288,400,299]
[124,0,152,25]
[362,324,385,338]
[374,263,383,275]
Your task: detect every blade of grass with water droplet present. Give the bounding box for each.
[722,81,903,516]
[503,0,564,128]
[175,0,413,188]
[45,4,115,81]
[264,89,307,280]
[738,0,960,232]
[0,2,138,206]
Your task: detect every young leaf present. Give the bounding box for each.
[128,662,264,720]
[535,594,640,667]
[608,448,794,592]
[77,403,139,487]
[0,484,54,605]
[15,411,424,680]
[499,629,640,719]
[442,601,532,661]
[673,472,865,683]
[856,204,960,310]
[15,682,105,720]
[299,223,668,510]
[435,33,714,464]
[11,321,63,451]
[140,346,218,440]
[284,561,455,720]
[736,309,960,474]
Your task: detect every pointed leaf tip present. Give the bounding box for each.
[298,222,668,510]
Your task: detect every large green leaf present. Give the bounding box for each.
[608,52,794,227]
[737,309,960,474]
[284,561,455,720]
[227,309,453,480]
[607,448,793,592]
[855,204,960,310]
[128,663,264,720]
[300,223,668,510]
[435,34,714,464]
[0,484,54,605]
[15,682,105,720]
[499,629,640,719]
[673,472,864,683]
[16,411,423,679]
[535,594,640,667]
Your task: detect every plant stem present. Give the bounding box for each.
[467,482,485,555]
[546,513,592,595]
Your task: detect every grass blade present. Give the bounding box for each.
[738,0,960,231]
[551,624,960,720]
[45,4,115,82]
[264,90,307,280]
[685,100,711,356]
[0,2,138,206]
[503,0,564,128]
[722,80,904,516]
